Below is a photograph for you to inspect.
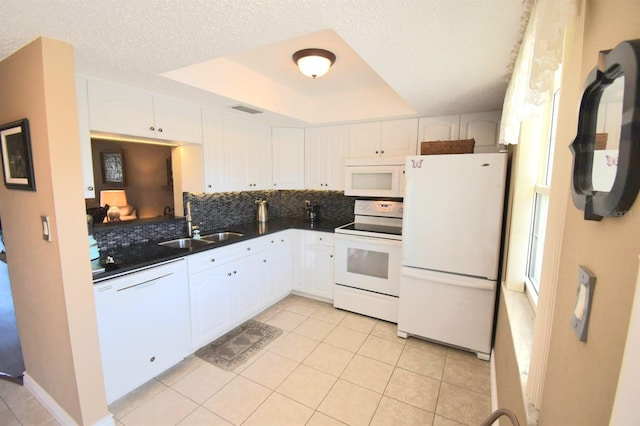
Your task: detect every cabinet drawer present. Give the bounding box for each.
[313,232,334,246]
[187,237,270,274]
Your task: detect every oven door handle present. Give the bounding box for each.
[334,233,402,246]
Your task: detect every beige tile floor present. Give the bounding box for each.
[0,295,491,426]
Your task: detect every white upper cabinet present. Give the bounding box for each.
[76,77,95,198]
[153,95,203,145]
[305,125,348,190]
[417,111,501,153]
[348,122,382,158]
[221,114,272,191]
[459,111,501,152]
[418,114,461,142]
[348,119,417,158]
[272,127,304,190]
[380,118,419,157]
[87,79,202,144]
[325,126,349,190]
[248,122,273,190]
[201,108,224,191]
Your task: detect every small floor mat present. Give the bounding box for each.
[195,320,282,370]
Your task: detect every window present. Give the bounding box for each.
[525,82,561,304]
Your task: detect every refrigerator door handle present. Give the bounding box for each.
[401,267,496,290]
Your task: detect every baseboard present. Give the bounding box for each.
[23,373,115,426]
[490,348,498,413]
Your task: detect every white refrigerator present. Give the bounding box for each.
[397,153,507,359]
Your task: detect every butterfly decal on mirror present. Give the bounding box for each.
[411,159,424,168]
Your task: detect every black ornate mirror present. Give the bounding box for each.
[570,39,640,221]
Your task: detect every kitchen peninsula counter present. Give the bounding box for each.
[92,217,345,281]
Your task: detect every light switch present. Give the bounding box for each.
[41,215,51,242]
[572,265,596,342]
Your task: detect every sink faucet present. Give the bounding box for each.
[186,201,193,237]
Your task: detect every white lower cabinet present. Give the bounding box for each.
[262,233,294,304]
[188,258,233,351]
[188,232,293,351]
[93,259,190,404]
[294,231,335,300]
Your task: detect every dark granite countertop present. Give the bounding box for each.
[93,217,348,282]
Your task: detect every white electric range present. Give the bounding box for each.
[334,200,403,322]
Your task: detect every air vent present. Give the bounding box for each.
[231,105,263,114]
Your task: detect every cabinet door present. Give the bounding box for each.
[272,127,304,190]
[221,114,250,191]
[263,234,293,304]
[381,118,418,157]
[87,79,155,138]
[233,255,264,322]
[76,77,95,198]
[325,125,349,190]
[202,108,224,192]
[298,231,335,300]
[418,115,461,142]
[248,122,273,190]
[348,122,382,158]
[459,111,501,151]
[312,243,335,300]
[153,95,203,144]
[189,265,233,350]
[305,127,327,190]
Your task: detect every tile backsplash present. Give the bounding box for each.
[185,190,356,232]
[93,190,355,250]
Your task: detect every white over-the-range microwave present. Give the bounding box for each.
[344,157,405,198]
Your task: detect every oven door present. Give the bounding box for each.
[334,233,402,296]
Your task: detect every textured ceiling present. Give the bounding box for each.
[0,0,524,126]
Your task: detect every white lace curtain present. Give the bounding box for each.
[499,0,580,144]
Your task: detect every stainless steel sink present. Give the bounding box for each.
[200,231,245,243]
[158,238,213,249]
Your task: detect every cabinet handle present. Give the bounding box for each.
[210,258,215,262]
[158,128,163,133]
[281,239,284,242]
[247,247,251,251]
[117,272,173,291]
[330,255,334,258]
[375,150,379,154]
[150,356,155,362]
[263,259,267,263]
[149,126,155,131]
[271,240,274,243]
[381,150,385,154]
[233,270,237,274]
[274,183,277,186]
[227,272,232,276]
[88,186,94,191]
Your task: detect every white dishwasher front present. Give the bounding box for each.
[94,258,190,403]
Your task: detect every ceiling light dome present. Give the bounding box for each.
[292,48,336,79]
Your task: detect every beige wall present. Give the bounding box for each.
[539,1,640,424]
[0,38,108,424]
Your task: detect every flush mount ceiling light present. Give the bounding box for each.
[292,48,336,79]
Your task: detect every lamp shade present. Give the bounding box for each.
[293,48,336,79]
[100,190,128,207]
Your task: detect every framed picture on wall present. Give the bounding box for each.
[0,118,36,191]
[101,150,125,185]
